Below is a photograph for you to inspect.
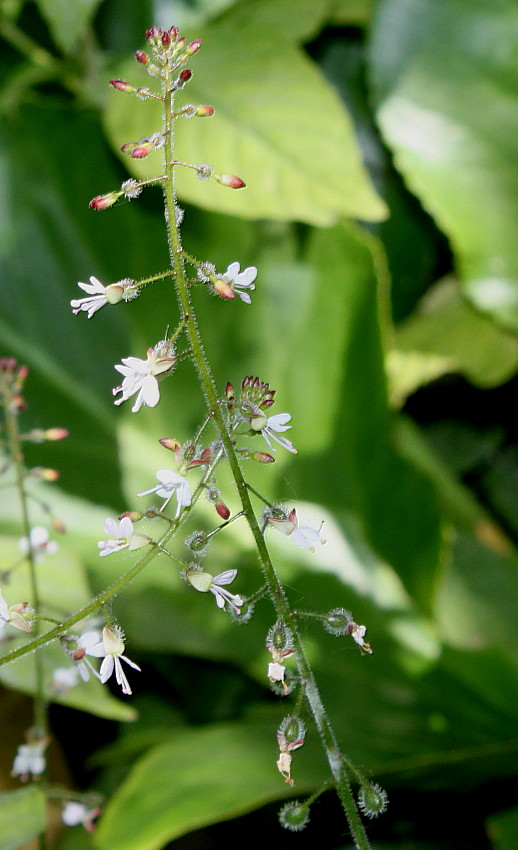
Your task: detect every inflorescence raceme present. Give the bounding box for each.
[1,25,386,849]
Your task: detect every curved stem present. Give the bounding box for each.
[161,68,371,850]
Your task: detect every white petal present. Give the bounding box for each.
[104,517,120,536]
[237,291,252,304]
[100,655,114,682]
[236,266,257,285]
[213,569,237,586]
[119,516,134,539]
[226,261,240,278]
[267,413,292,431]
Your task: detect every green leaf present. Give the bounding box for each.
[284,222,443,610]
[93,717,326,850]
[369,0,518,331]
[35,0,103,52]
[103,18,386,225]
[0,787,46,850]
[393,278,518,394]
[488,805,518,850]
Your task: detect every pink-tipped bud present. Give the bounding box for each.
[0,357,17,373]
[252,452,275,464]
[162,31,171,46]
[17,364,29,382]
[196,105,214,117]
[225,382,235,400]
[179,69,192,83]
[187,39,201,55]
[159,437,181,452]
[212,278,235,300]
[45,428,69,441]
[89,192,120,210]
[51,517,66,534]
[216,174,246,189]
[32,467,60,482]
[120,510,143,522]
[135,50,149,64]
[175,37,186,50]
[169,26,179,40]
[216,501,230,520]
[110,79,136,93]
[131,142,154,159]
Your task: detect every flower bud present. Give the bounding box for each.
[212,278,235,300]
[110,80,136,93]
[160,437,181,452]
[161,31,171,46]
[17,364,29,382]
[9,602,33,633]
[252,451,275,463]
[32,467,59,482]
[135,50,149,64]
[51,517,66,534]
[215,174,246,189]
[130,141,155,159]
[44,428,69,441]
[195,105,214,117]
[216,501,230,520]
[89,192,120,210]
[120,510,143,522]
[179,69,192,84]
[279,801,310,832]
[187,40,202,55]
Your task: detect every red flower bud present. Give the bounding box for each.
[110,80,136,93]
[135,50,149,64]
[159,437,181,452]
[216,174,246,189]
[130,141,154,159]
[179,69,192,82]
[252,452,275,463]
[187,39,202,55]
[89,192,120,210]
[212,278,235,300]
[216,501,230,520]
[196,105,214,117]
[44,428,69,441]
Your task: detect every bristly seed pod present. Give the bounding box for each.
[279,801,310,832]
[357,784,388,819]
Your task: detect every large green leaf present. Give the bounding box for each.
[35,0,103,52]
[93,716,326,850]
[369,0,518,332]
[102,7,386,225]
[393,277,518,395]
[0,787,46,850]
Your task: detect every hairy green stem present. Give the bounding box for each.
[161,67,371,850]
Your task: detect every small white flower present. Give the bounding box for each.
[220,261,257,304]
[251,412,297,454]
[187,569,244,614]
[62,801,101,832]
[0,589,33,633]
[268,661,286,682]
[18,526,58,562]
[12,741,47,780]
[97,626,141,696]
[113,343,176,412]
[267,508,325,553]
[347,621,373,655]
[70,630,105,682]
[71,276,126,318]
[98,516,150,557]
[138,469,192,518]
[52,666,80,693]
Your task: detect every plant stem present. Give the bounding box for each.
[161,68,371,850]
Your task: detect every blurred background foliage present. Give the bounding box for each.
[1,0,518,848]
